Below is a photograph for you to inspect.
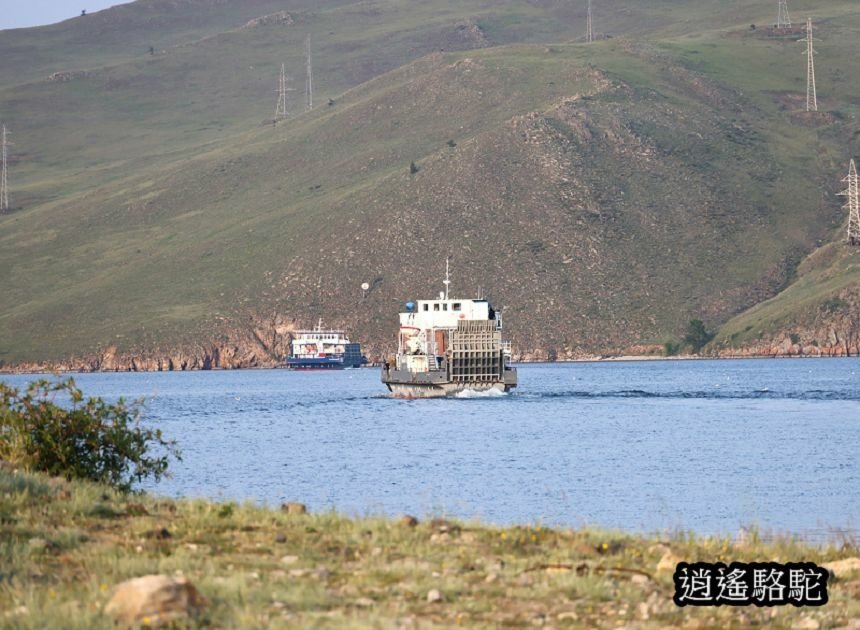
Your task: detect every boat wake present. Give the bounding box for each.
[455,388,509,399]
[522,389,860,402]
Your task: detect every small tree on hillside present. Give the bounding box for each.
[683,319,715,353]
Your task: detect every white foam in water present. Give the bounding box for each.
[455,388,508,399]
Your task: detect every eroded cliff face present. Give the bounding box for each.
[713,286,860,358]
[1,313,297,373]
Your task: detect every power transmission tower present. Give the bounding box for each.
[585,0,594,43]
[776,0,791,29]
[305,33,314,112]
[801,17,817,112]
[1,124,9,212]
[274,63,293,121]
[840,159,860,245]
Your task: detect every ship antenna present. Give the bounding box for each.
[443,257,451,299]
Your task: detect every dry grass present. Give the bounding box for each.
[1,468,858,628]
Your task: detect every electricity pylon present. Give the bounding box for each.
[0,124,9,212]
[305,33,314,112]
[839,159,860,245]
[801,18,817,112]
[585,0,594,43]
[274,63,293,121]
[777,0,791,29]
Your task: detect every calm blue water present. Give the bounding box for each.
[4,359,859,540]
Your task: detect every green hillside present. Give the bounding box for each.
[714,240,860,355]
[1,0,859,366]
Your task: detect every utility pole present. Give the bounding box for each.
[274,63,293,121]
[776,0,791,29]
[840,159,860,245]
[585,0,594,43]
[801,17,817,112]
[1,124,9,212]
[305,33,314,112]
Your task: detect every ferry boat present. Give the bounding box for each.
[381,263,517,397]
[286,320,367,369]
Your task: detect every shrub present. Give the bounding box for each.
[820,297,846,314]
[683,319,715,353]
[409,161,419,174]
[0,378,180,493]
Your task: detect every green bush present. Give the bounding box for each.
[683,319,715,353]
[0,378,180,492]
[820,297,847,313]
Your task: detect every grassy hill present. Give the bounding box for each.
[714,239,860,356]
[1,0,859,366]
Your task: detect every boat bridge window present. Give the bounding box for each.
[452,303,461,311]
[423,304,429,312]
[433,304,440,311]
[443,303,448,311]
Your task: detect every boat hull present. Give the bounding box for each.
[286,343,366,369]
[385,381,511,398]
[381,365,517,398]
[286,360,357,370]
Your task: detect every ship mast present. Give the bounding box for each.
[443,257,451,299]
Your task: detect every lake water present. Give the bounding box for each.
[4,359,859,541]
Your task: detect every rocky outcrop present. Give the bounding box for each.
[241,11,294,29]
[47,70,90,82]
[714,286,860,358]
[1,312,298,373]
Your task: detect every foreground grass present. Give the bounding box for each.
[1,469,858,628]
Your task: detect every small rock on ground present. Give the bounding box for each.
[656,550,684,573]
[281,502,307,515]
[399,515,419,527]
[822,557,860,578]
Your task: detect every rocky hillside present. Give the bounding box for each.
[714,242,860,358]
[1,1,859,369]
